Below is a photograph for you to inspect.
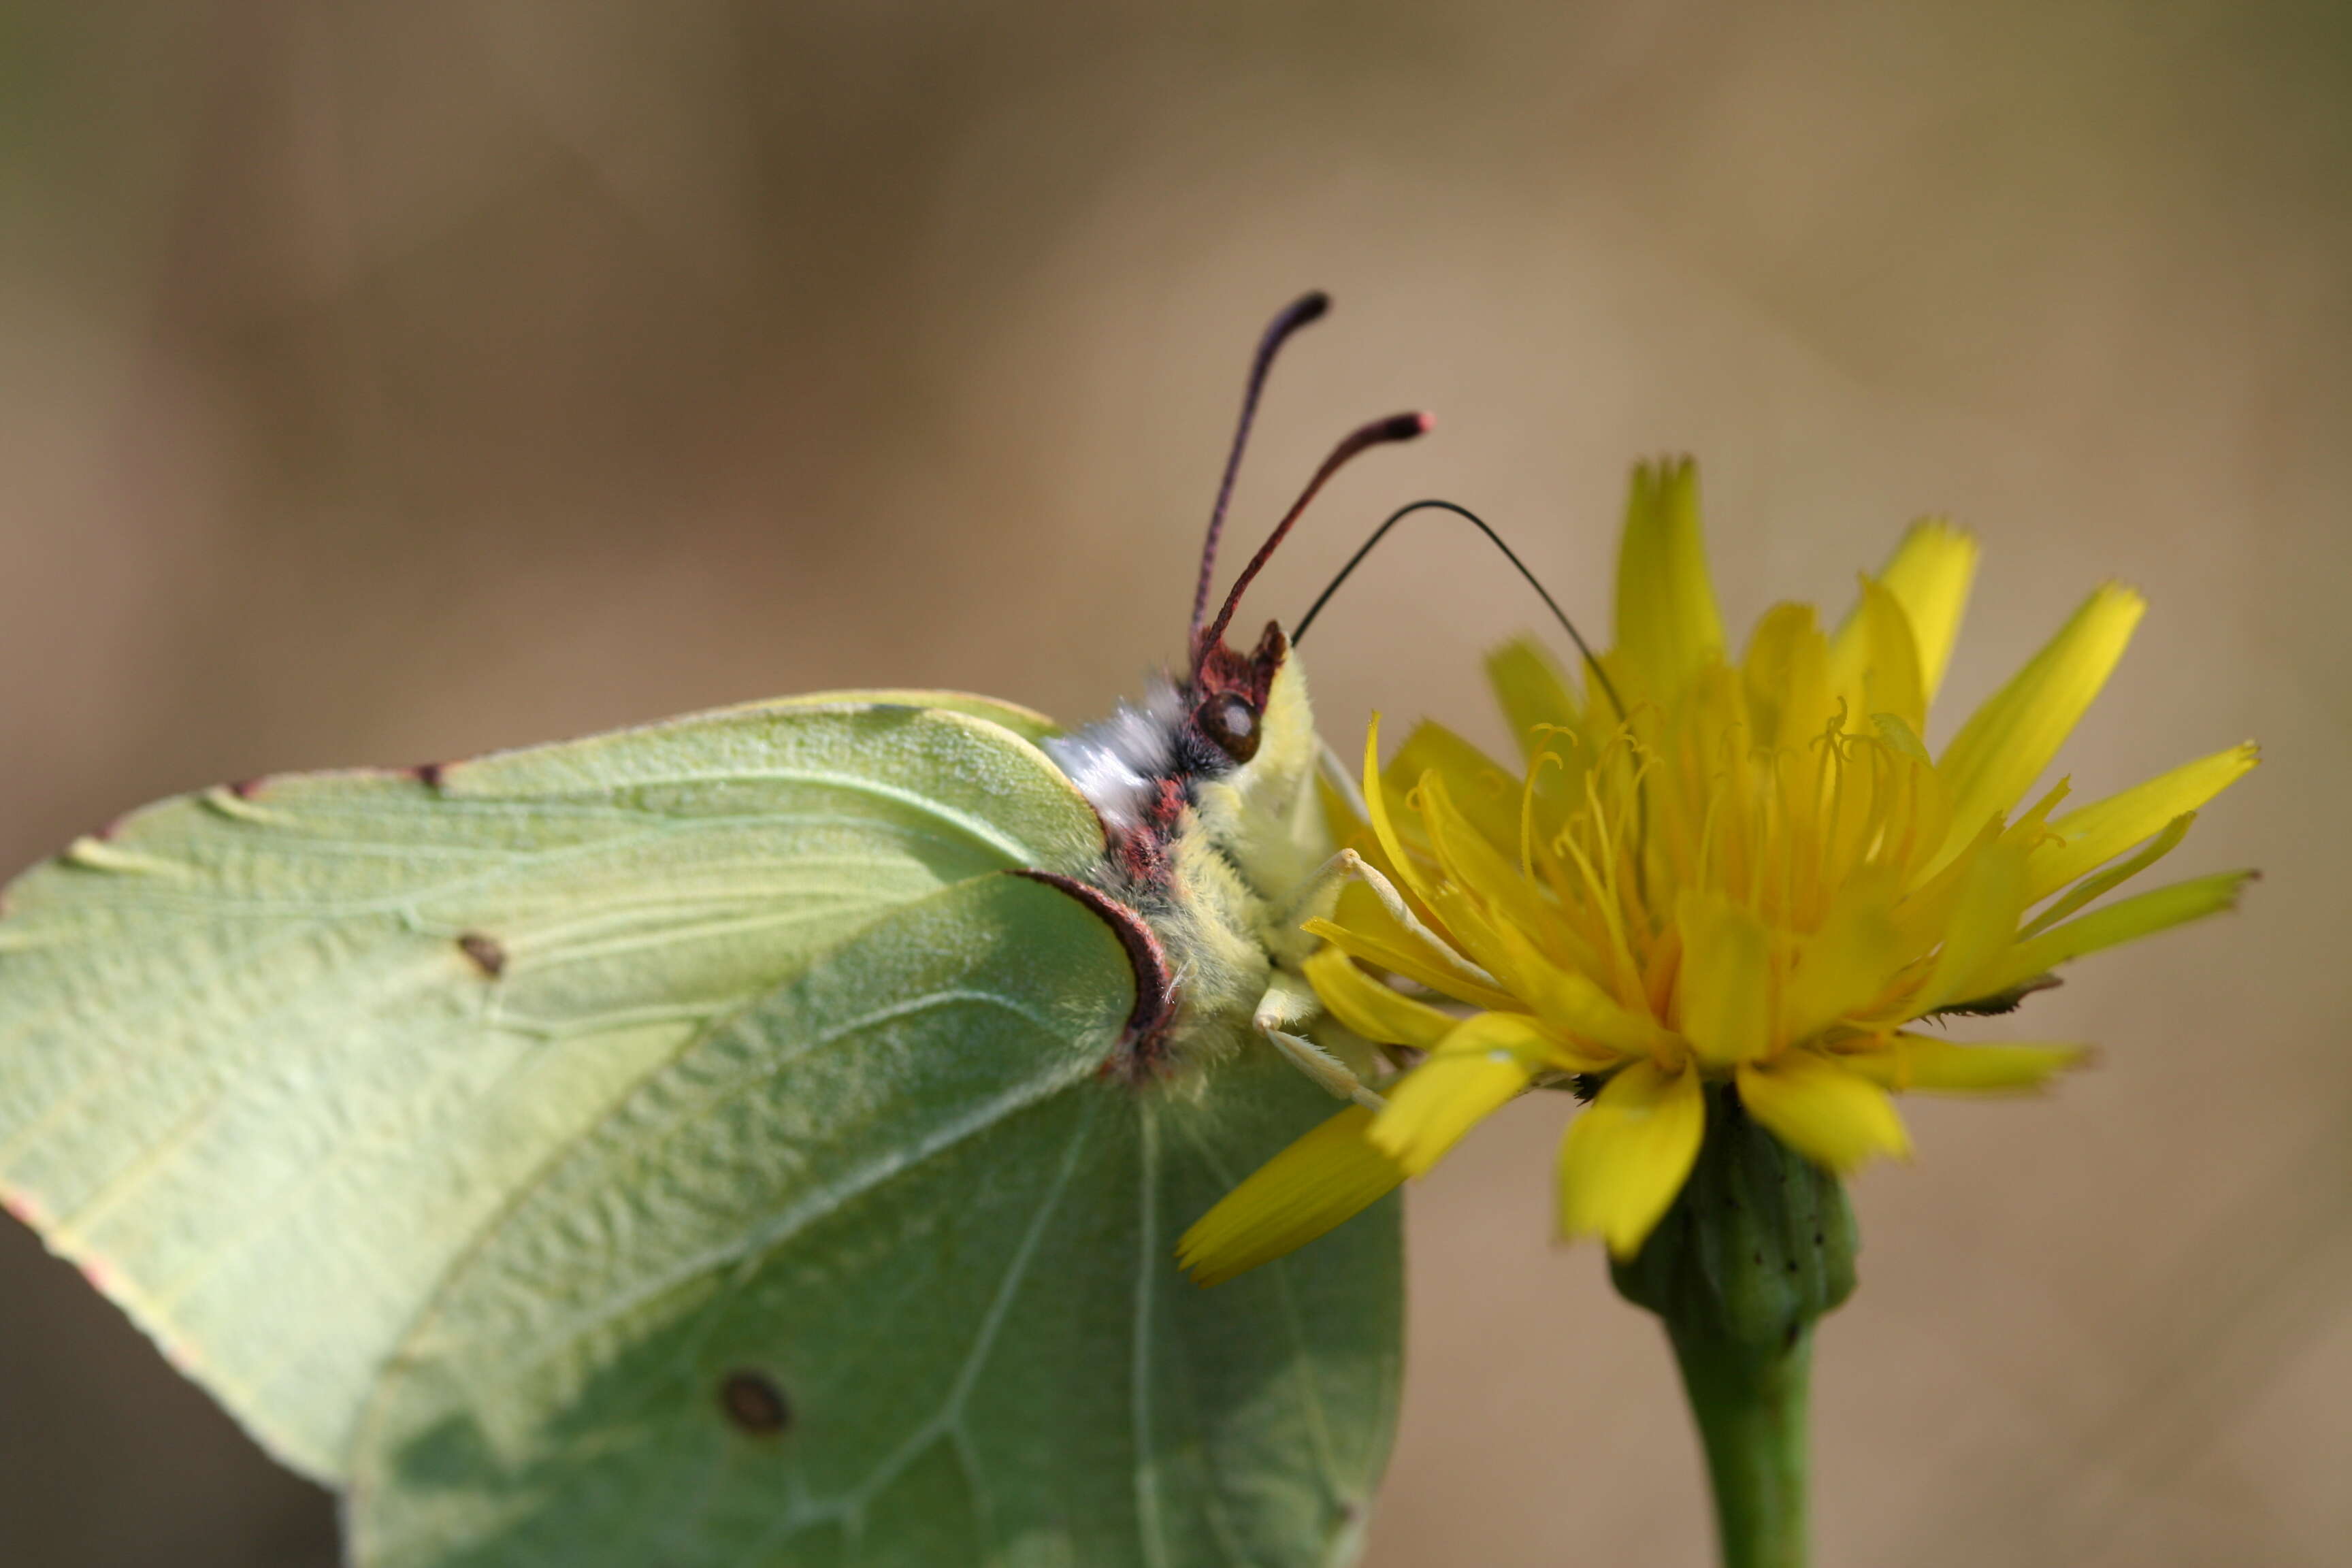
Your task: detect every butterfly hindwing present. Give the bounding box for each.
[347,870,1400,1568]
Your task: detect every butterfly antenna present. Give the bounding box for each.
[1194,411,1433,666]
[1292,497,1627,723]
[1188,291,1333,647]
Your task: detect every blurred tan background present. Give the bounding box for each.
[1,2,2345,1564]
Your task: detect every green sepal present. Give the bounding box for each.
[1928,971,2061,1019]
[1610,1082,1858,1346]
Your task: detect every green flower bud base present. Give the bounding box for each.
[1612,1083,1860,1568]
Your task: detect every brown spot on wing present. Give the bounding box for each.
[456,932,507,978]
[719,1370,791,1435]
[1008,869,1176,1081]
[413,762,445,789]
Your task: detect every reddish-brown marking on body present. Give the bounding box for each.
[1110,777,1188,893]
[1008,869,1177,1080]
[413,762,445,789]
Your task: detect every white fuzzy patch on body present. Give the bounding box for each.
[1041,676,1186,834]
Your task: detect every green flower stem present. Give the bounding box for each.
[1668,1319,1813,1568]
[1611,1084,1857,1568]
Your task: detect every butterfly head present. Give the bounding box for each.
[1184,619,1282,768]
[1039,620,1307,852]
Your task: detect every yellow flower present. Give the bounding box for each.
[1180,459,2257,1285]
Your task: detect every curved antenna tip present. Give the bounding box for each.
[1188,290,1341,639]
[1194,408,1437,661]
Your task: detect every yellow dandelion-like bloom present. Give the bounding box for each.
[1181,459,2257,1285]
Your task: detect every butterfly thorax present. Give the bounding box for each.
[1043,625,1332,1083]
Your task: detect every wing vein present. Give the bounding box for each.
[447,1036,1095,1373]
[1133,1104,1171,1568]
[1173,1118,1348,1499]
[734,1092,1104,1565]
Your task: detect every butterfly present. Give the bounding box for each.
[0,293,1424,1567]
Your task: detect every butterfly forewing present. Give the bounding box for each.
[0,699,1102,1480]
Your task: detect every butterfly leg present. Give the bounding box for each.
[1254,967,1386,1111]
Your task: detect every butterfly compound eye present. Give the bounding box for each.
[1198,693,1261,763]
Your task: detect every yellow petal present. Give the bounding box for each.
[1675,892,1774,1066]
[1387,721,1523,855]
[1177,1107,1406,1286]
[1743,602,1838,754]
[1488,921,1663,1060]
[2020,811,2192,938]
[1968,870,2255,998]
[1356,751,1530,1004]
[1303,915,1521,1014]
[1303,946,1458,1052]
[1919,838,2031,1011]
[2025,742,2259,901]
[1735,1051,1910,1171]
[1418,770,1556,956]
[1933,583,2146,871]
[1874,519,1978,702]
[1486,636,1582,757]
[2003,777,2074,847]
[1614,457,1725,702]
[1366,1012,1551,1175]
[1829,576,1928,737]
[1780,875,1904,1044]
[1408,874,1545,1002]
[1891,805,1998,948]
[1360,714,1431,903]
[1839,1032,2088,1094]
[1854,576,1929,736]
[1557,1059,1705,1258]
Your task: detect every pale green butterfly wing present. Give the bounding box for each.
[0,699,1103,1480]
[0,690,1405,1565]
[742,689,1064,745]
[348,872,1401,1567]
